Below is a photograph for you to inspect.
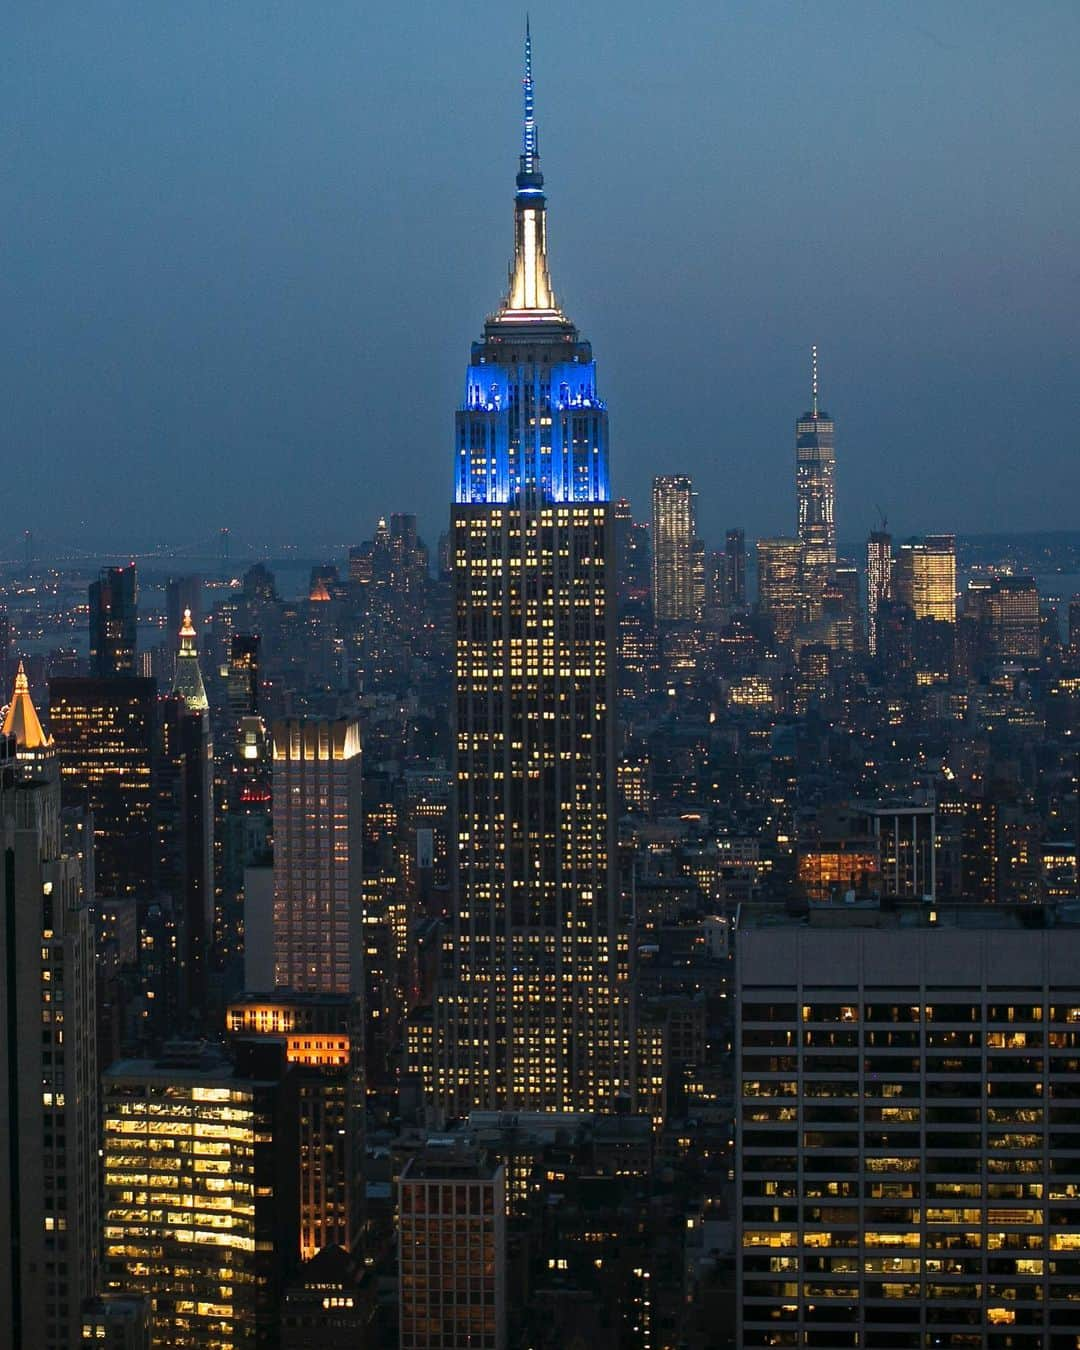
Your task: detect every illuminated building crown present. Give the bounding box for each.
[454,24,609,507]
[172,608,209,713]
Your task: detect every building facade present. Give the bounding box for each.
[736,902,1080,1348]
[795,348,837,620]
[89,564,139,678]
[102,1042,298,1349]
[434,30,632,1114]
[399,1148,506,1350]
[0,733,99,1350]
[866,529,893,657]
[756,537,803,647]
[895,534,957,625]
[271,718,363,995]
[652,475,697,623]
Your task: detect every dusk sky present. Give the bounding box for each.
[6,1,1078,555]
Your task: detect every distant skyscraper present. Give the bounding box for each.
[652,475,697,622]
[89,563,138,677]
[271,719,363,995]
[49,675,158,898]
[725,527,746,608]
[165,574,202,657]
[895,533,956,624]
[795,347,836,619]
[160,610,213,1018]
[982,575,1041,662]
[0,730,99,1350]
[866,528,893,656]
[435,27,631,1114]
[756,537,803,646]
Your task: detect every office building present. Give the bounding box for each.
[725,527,747,608]
[866,529,893,657]
[736,900,1080,1348]
[0,731,99,1350]
[895,533,957,624]
[229,633,261,720]
[756,537,803,646]
[102,1041,298,1350]
[227,994,364,1260]
[90,564,139,677]
[795,348,837,618]
[399,1147,506,1350]
[279,1246,374,1350]
[271,718,363,995]
[652,475,697,623]
[983,575,1041,663]
[80,1296,150,1350]
[49,676,158,899]
[435,29,632,1114]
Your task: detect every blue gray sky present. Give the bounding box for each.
[5,1,1078,554]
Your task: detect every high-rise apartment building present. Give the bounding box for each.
[895,533,957,624]
[49,675,158,899]
[652,475,697,623]
[795,348,836,619]
[756,537,803,646]
[89,564,139,677]
[434,30,631,1114]
[0,730,99,1350]
[736,901,1080,1348]
[102,1041,299,1350]
[399,1147,506,1350]
[866,529,893,657]
[271,718,363,995]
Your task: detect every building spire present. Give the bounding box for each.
[522,16,537,175]
[498,20,562,319]
[172,609,209,713]
[2,659,52,750]
[811,344,819,417]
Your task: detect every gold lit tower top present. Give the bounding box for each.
[492,19,564,324]
[1,660,52,750]
[172,608,209,713]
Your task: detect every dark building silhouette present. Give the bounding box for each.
[89,564,138,677]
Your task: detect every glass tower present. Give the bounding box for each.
[437,27,631,1114]
[796,347,836,619]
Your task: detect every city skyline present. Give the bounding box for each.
[6,3,1079,549]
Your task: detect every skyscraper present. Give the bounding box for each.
[756,537,803,647]
[866,528,893,657]
[895,533,957,624]
[102,1041,299,1349]
[89,563,138,677]
[0,729,99,1350]
[436,28,631,1114]
[725,527,747,608]
[736,901,1080,1346]
[652,475,697,623]
[271,718,363,994]
[49,675,158,899]
[795,348,836,620]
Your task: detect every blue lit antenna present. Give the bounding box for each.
[522,17,537,174]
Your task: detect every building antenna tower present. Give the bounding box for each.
[811,344,819,417]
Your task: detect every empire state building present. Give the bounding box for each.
[434,28,632,1114]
